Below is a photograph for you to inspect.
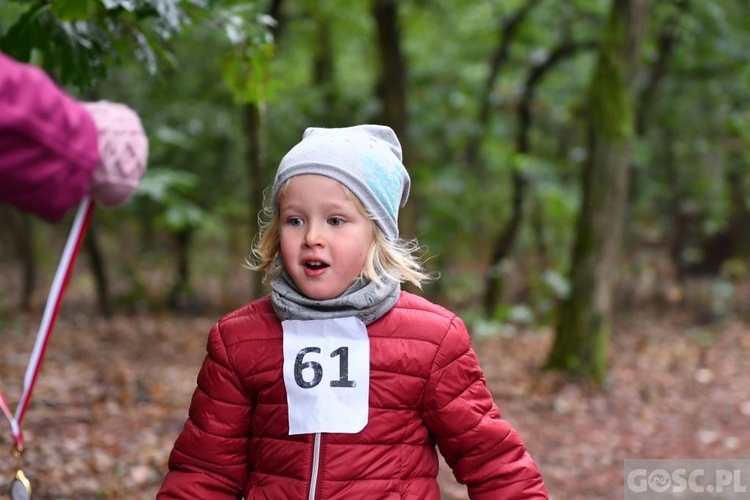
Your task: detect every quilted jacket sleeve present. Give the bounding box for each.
[420,316,548,499]
[158,321,252,499]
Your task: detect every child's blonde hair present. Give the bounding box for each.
[247,181,432,289]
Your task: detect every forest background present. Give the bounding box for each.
[0,0,749,498]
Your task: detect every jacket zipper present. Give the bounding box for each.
[308,432,322,500]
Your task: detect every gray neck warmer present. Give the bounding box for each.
[270,270,400,325]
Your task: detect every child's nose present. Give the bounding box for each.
[304,222,323,246]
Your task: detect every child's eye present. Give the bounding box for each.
[288,217,304,227]
[328,217,345,227]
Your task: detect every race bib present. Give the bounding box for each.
[282,317,369,435]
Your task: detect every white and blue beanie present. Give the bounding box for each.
[271,125,410,241]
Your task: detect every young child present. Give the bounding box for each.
[158,125,547,499]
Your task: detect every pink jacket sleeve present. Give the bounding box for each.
[0,51,100,221]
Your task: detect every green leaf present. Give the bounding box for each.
[136,169,198,202]
[51,0,97,21]
[159,203,210,232]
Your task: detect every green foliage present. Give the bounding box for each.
[630,0,750,252]
[0,0,273,104]
[3,0,750,330]
[217,4,277,105]
[136,166,194,201]
[0,0,212,88]
[135,168,210,233]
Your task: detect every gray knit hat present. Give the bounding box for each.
[272,125,410,241]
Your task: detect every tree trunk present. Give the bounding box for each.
[243,103,266,299]
[371,0,414,239]
[545,0,648,384]
[635,1,684,136]
[167,228,193,309]
[4,209,37,312]
[311,7,336,126]
[85,220,112,317]
[372,0,407,143]
[268,0,286,39]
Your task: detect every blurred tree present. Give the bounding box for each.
[372,0,412,237]
[463,0,542,175]
[482,38,597,317]
[545,0,649,383]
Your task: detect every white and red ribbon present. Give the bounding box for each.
[0,197,95,452]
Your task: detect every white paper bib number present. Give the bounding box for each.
[282,317,369,435]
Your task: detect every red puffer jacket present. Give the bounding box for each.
[158,292,547,499]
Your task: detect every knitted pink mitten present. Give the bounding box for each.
[82,101,148,208]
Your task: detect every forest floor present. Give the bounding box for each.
[0,282,749,499]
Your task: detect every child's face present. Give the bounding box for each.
[278,174,375,300]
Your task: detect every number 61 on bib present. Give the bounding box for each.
[282,317,369,435]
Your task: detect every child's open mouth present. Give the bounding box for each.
[303,260,329,275]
